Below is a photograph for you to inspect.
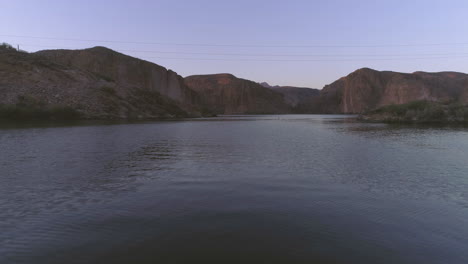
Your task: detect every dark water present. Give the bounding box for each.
[1,115,468,264]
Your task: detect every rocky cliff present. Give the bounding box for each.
[184,74,291,114]
[317,68,468,113]
[36,47,202,114]
[0,46,201,119]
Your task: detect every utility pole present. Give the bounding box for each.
[17,44,19,51]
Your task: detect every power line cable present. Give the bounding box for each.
[17,43,468,59]
[141,55,468,62]
[3,34,468,48]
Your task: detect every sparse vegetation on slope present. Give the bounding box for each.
[0,45,204,121]
[0,42,27,53]
[359,100,468,123]
[0,43,15,50]
[0,95,81,120]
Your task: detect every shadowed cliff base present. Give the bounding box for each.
[0,91,193,121]
[0,104,81,121]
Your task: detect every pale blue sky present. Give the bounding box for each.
[2,0,468,88]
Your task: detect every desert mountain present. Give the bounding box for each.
[317,68,468,113]
[2,43,468,119]
[0,45,201,119]
[260,82,320,113]
[184,74,291,114]
[36,47,202,114]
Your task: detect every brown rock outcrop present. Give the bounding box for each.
[317,68,468,113]
[36,47,201,115]
[184,74,291,114]
[0,46,197,119]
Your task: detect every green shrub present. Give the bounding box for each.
[0,95,81,120]
[100,86,117,96]
[0,42,26,53]
[95,73,114,82]
[0,42,14,50]
[369,100,468,123]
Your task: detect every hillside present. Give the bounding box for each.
[3,43,468,119]
[317,68,468,113]
[359,100,468,123]
[36,47,203,115]
[260,82,320,113]
[184,74,291,114]
[0,46,201,120]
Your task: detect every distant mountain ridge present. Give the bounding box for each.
[259,82,320,113]
[259,82,275,88]
[184,74,291,114]
[1,44,468,119]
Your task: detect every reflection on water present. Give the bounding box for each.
[1,115,468,264]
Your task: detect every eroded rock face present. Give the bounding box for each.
[184,74,291,114]
[0,47,195,119]
[36,47,201,115]
[317,68,468,113]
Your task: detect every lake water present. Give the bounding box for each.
[1,115,468,264]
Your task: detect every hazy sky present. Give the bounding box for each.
[2,0,468,88]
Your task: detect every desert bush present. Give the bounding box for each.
[0,42,26,53]
[369,100,468,123]
[95,73,114,82]
[100,86,117,96]
[0,42,14,50]
[0,95,81,120]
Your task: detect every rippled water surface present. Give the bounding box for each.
[1,115,468,263]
